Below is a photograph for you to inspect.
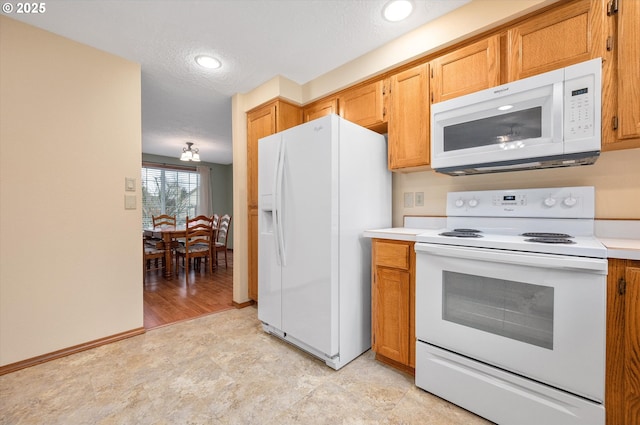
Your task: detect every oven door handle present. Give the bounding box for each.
[415,243,607,274]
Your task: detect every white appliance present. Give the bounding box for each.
[431,58,602,175]
[258,114,391,370]
[414,187,607,425]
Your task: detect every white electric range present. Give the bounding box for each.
[414,186,607,425]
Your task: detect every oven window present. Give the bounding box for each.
[443,107,542,152]
[442,271,554,349]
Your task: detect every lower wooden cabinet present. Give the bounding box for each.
[606,258,640,425]
[371,239,415,373]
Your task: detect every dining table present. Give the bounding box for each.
[144,225,186,279]
[144,222,219,279]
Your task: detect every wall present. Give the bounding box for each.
[231,0,558,304]
[142,153,234,248]
[0,17,142,366]
[394,148,640,225]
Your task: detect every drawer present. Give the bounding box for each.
[374,240,410,270]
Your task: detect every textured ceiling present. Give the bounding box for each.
[11,0,470,164]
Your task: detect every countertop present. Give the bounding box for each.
[362,228,426,242]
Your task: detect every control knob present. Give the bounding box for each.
[454,199,465,208]
[468,199,479,208]
[543,197,557,207]
[563,196,578,207]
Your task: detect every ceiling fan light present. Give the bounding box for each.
[195,55,221,69]
[383,0,413,22]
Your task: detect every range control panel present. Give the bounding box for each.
[447,186,595,218]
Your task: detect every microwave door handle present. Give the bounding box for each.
[415,243,607,273]
[553,81,563,143]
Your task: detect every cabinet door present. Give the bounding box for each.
[373,266,410,364]
[338,80,386,132]
[623,265,640,424]
[606,259,640,425]
[303,98,338,122]
[508,1,603,81]
[616,0,640,142]
[247,104,276,210]
[388,63,430,170]
[246,100,301,301]
[431,35,500,103]
[248,208,259,301]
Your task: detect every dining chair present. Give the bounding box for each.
[214,214,232,268]
[175,215,215,278]
[143,238,166,282]
[151,213,180,250]
[152,214,176,228]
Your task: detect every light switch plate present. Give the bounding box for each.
[404,192,414,208]
[415,192,424,207]
[125,177,136,192]
[124,195,136,210]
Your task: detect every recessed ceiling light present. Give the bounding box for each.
[195,55,221,69]
[383,0,413,22]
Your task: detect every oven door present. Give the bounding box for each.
[415,242,607,402]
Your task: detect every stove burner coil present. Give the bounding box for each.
[453,228,482,233]
[439,231,483,238]
[520,232,573,238]
[525,238,576,244]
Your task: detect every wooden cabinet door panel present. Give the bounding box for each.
[248,208,258,301]
[338,80,386,130]
[388,64,430,170]
[508,1,599,81]
[247,105,276,209]
[617,0,640,141]
[303,98,338,122]
[246,99,301,302]
[606,259,640,425]
[624,266,640,424]
[431,35,500,103]
[373,267,410,364]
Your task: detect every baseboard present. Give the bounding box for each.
[233,300,255,308]
[0,327,145,376]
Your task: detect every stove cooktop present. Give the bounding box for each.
[417,228,606,258]
[416,187,607,258]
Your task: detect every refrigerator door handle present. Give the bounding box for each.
[274,138,287,266]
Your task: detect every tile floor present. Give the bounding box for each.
[0,306,492,425]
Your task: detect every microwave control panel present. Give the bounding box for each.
[564,73,596,140]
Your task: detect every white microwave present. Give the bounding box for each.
[431,58,602,176]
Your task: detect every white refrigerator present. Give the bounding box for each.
[257,114,391,370]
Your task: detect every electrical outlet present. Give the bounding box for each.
[404,192,414,208]
[415,192,424,206]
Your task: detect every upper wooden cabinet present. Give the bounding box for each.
[388,63,430,170]
[430,35,501,104]
[609,0,640,148]
[246,99,302,301]
[507,0,604,81]
[302,98,338,123]
[338,79,387,133]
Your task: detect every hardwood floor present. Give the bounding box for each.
[143,250,234,329]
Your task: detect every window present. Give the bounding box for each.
[141,166,200,228]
